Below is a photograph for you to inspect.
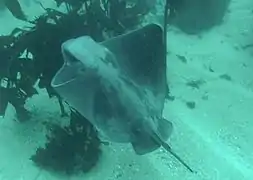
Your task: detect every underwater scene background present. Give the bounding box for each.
[0,0,253,179]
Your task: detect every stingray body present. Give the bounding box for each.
[51,24,172,155]
[51,24,195,172]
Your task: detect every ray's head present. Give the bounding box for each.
[61,36,106,68]
[61,36,119,73]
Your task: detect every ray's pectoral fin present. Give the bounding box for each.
[131,138,161,155]
[131,118,174,155]
[131,128,161,155]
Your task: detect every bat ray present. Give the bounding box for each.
[51,24,194,172]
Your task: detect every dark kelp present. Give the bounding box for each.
[3,0,27,21]
[0,0,150,174]
[31,110,101,174]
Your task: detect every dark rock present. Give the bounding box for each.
[168,0,231,34]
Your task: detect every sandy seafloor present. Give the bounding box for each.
[0,0,253,179]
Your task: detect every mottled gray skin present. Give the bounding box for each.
[51,24,173,155]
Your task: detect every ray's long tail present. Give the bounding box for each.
[161,142,196,173]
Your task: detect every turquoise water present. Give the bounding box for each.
[0,0,253,179]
